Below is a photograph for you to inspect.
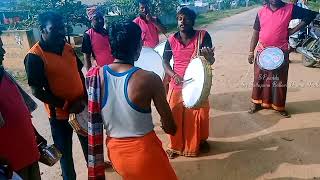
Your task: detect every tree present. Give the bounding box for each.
[103,0,179,23]
[14,0,88,42]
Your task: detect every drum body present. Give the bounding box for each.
[69,106,89,137]
[135,47,165,79]
[257,47,285,71]
[154,41,174,68]
[182,56,212,108]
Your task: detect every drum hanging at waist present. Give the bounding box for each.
[69,105,89,137]
[182,56,212,108]
[257,46,285,71]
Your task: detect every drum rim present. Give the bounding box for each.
[257,46,285,71]
[69,113,88,137]
[182,56,212,108]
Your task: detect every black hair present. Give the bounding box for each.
[109,20,142,62]
[177,7,197,25]
[138,0,149,5]
[38,11,63,30]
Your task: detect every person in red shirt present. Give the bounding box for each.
[163,7,215,159]
[248,0,318,117]
[0,31,41,180]
[133,0,167,48]
[82,6,114,70]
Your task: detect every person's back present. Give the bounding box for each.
[87,21,177,180]
[100,64,156,138]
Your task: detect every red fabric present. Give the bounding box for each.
[167,86,209,156]
[86,67,105,179]
[87,28,114,66]
[258,4,294,51]
[133,17,159,48]
[0,75,40,171]
[251,53,289,111]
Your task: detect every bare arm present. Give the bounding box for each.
[249,30,259,52]
[248,30,259,64]
[84,53,92,71]
[151,74,176,135]
[290,5,318,35]
[153,18,167,35]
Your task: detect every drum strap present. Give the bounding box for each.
[192,30,206,58]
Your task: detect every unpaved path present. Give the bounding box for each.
[31,7,320,180]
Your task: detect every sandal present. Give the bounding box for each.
[248,104,262,114]
[279,110,291,118]
[200,141,210,153]
[166,149,179,159]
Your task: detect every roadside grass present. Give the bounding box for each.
[167,5,259,32]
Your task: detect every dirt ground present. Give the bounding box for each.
[30,7,320,180]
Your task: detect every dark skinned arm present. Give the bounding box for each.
[162,41,183,85]
[289,5,318,35]
[248,30,259,64]
[151,73,176,135]
[153,17,167,35]
[81,33,93,71]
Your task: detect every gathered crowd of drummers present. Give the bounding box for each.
[0,0,318,179]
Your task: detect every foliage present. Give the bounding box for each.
[103,0,179,24]
[12,0,89,32]
[308,0,320,12]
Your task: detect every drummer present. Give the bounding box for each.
[133,0,167,48]
[248,0,318,117]
[163,7,215,158]
[24,12,88,180]
[82,6,114,70]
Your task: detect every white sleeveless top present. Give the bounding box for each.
[101,65,154,138]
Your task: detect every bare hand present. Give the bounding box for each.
[69,100,85,114]
[288,28,294,36]
[161,122,177,136]
[146,14,154,22]
[200,47,215,64]
[248,53,254,64]
[0,158,13,179]
[172,74,183,85]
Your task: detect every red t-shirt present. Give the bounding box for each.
[133,17,159,48]
[0,74,40,171]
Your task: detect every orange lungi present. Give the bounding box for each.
[107,131,177,180]
[167,86,210,157]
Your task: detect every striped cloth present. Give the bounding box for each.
[86,67,105,180]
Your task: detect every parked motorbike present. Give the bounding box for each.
[296,17,320,67]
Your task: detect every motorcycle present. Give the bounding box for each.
[296,17,320,67]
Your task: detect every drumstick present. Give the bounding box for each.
[182,78,193,83]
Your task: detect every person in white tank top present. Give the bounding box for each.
[99,21,178,180]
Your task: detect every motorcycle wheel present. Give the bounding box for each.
[302,56,317,67]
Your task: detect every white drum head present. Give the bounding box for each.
[258,47,284,71]
[154,41,174,68]
[135,47,165,79]
[182,57,205,107]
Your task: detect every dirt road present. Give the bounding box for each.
[31,7,320,180]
